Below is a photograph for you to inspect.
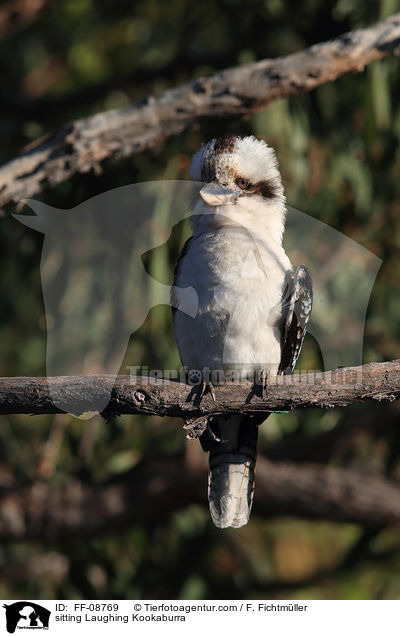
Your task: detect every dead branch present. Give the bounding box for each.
[0,360,398,417]
[1,456,399,540]
[0,0,49,38]
[1,13,400,207]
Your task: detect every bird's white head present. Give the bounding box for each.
[190,134,286,243]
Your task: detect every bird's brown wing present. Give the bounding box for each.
[278,265,313,375]
[170,236,193,316]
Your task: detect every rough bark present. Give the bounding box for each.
[1,13,400,207]
[0,360,398,418]
[0,457,399,541]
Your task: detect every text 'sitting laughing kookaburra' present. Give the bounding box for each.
[172,134,313,529]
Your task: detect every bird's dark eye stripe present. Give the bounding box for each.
[251,179,277,199]
[237,178,277,199]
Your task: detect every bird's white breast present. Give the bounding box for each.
[173,205,292,380]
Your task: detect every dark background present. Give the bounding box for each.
[0,0,400,599]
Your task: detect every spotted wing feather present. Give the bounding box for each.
[278,265,313,375]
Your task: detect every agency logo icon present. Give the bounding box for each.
[3,603,50,633]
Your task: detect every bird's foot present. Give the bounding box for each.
[200,380,216,402]
[258,369,268,400]
[186,370,216,403]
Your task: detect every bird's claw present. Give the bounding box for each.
[200,380,216,401]
[259,369,268,400]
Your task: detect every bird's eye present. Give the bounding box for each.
[237,178,251,190]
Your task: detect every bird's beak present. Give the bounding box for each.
[200,182,238,206]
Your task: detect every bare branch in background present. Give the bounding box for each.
[0,0,49,38]
[0,13,400,207]
[1,456,400,540]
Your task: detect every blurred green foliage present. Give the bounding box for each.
[0,0,400,600]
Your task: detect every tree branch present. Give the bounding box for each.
[1,13,400,207]
[1,456,399,541]
[0,0,49,39]
[0,360,398,417]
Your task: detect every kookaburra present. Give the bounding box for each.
[172,134,312,528]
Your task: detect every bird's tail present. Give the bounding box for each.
[200,415,260,529]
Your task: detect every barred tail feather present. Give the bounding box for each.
[208,454,256,529]
[201,415,259,529]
